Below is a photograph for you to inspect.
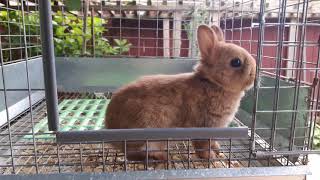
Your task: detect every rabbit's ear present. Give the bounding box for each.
[197,25,219,58]
[211,25,224,42]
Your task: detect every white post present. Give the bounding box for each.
[173,11,182,57]
[211,13,220,27]
[163,18,170,57]
[286,18,298,78]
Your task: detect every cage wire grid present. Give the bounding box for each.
[0,0,319,176]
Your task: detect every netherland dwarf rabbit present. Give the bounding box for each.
[105,24,256,161]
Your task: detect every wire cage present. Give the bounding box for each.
[0,0,320,179]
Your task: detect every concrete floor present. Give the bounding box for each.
[307,154,320,180]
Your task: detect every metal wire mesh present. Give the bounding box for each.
[0,0,320,176]
[0,93,288,175]
[0,0,41,64]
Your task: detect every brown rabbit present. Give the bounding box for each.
[105,24,256,161]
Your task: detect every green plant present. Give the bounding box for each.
[314,124,320,150]
[0,9,132,61]
[113,39,132,55]
[52,11,131,57]
[0,10,41,62]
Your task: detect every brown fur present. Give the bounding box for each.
[104,25,256,161]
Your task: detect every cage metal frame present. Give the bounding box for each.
[0,0,320,178]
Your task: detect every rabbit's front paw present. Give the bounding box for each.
[193,140,220,159]
[211,141,220,155]
[196,149,217,160]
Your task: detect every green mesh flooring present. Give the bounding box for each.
[23,98,240,140]
[24,99,109,139]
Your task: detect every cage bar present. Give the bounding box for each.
[56,127,249,143]
[38,0,59,131]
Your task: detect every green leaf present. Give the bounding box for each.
[53,12,65,23]
[52,20,58,26]
[0,11,7,19]
[55,26,66,36]
[76,36,83,44]
[313,124,320,149]
[114,39,121,45]
[72,27,83,35]
[73,50,81,55]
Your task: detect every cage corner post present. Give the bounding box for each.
[39,0,60,131]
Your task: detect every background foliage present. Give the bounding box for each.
[52,11,131,57]
[0,9,131,62]
[0,10,41,62]
[314,124,320,150]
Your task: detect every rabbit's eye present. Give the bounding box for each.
[230,58,242,68]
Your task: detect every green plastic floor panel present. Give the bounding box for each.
[24,99,109,140]
[23,98,240,140]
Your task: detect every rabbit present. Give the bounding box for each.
[105,24,256,161]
